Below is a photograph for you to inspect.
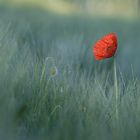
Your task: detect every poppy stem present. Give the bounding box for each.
[114,57,119,121]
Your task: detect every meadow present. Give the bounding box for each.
[0,5,140,140]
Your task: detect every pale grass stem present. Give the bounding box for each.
[114,57,119,120]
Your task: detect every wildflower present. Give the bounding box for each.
[50,66,58,77]
[93,33,118,60]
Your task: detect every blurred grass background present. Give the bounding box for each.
[0,0,140,140]
[0,0,140,17]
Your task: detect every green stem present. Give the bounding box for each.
[114,57,119,120]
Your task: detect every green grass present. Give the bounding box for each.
[0,6,140,140]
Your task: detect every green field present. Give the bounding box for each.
[0,5,140,140]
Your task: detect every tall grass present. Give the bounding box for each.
[0,6,140,140]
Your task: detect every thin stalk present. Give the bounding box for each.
[114,57,119,120]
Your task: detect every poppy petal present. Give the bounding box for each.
[93,33,118,60]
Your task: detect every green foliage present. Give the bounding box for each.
[0,6,140,140]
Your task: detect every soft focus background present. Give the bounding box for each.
[0,0,140,140]
[1,0,140,17]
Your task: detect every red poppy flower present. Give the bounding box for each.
[93,33,118,60]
